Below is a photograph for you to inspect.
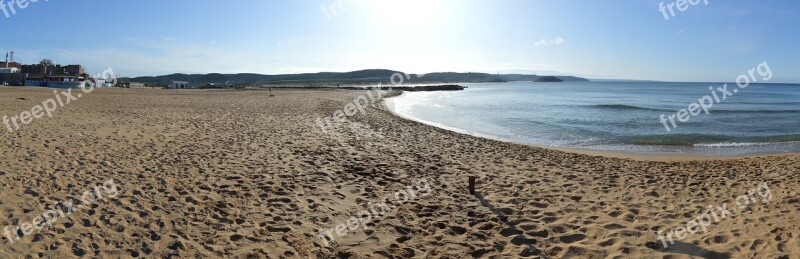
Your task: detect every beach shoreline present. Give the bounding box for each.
[1,87,798,258]
[384,91,800,162]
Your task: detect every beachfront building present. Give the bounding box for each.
[116,77,131,88]
[115,77,146,88]
[20,64,84,76]
[0,67,24,85]
[0,62,21,68]
[0,67,20,74]
[60,65,85,76]
[168,81,191,89]
[1,53,88,86]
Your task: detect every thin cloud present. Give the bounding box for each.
[534,36,565,47]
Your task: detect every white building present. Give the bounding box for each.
[168,81,191,89]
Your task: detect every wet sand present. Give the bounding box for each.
[0,87,798,258]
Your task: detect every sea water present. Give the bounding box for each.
[389,81,800,156]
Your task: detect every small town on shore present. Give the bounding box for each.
[0,51,207,89]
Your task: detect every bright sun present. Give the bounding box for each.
[360,0,453,29]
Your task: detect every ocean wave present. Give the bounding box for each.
[591,104,800,115]
[695,142,771,147]
[728,101,800,105]
[592,104,669,112]
[694,140,800,147]
[712,109,800,114]
[623,134,731,146]
[623,134,800,146]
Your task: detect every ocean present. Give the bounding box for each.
[388,81,800,156]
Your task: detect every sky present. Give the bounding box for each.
[1,0,799,82]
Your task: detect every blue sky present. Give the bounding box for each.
[1,0,798,82]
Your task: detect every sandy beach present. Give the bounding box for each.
[1,86,798,258]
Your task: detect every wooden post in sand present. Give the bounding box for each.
[468,176,476,195]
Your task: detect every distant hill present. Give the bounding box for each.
[497,74,588,82]
[589,79,663,83]
[535,76,564,82]
[130,69,589,86]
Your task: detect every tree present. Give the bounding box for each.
[39,59,54,66]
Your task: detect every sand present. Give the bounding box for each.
[0,86,798,258]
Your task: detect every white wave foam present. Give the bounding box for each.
[694,141,800,147]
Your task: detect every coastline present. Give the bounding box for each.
[1,87,798,258]
[383,91,800,162]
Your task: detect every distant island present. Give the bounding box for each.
[535,76,563,82]
[129,69,588,87]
